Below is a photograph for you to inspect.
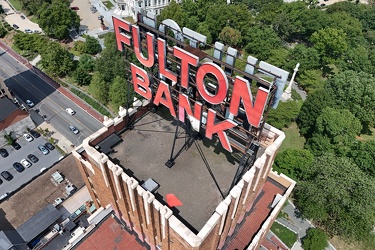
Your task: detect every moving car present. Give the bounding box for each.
[66,108,75,115]
[0,148,8,158]
[1,171,13,181]
[69,125,79,134]
[11,142,21,150]
[23,133,33,142]
[29,129,41,138]
[28,154,39,163]
[38,145,50,155]
[20,159,32,168]
[45,143,55,150]
[13,162,25,172]
[26,100,34,107]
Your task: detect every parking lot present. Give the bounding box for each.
[70,0,110,32]
[0,135,62,197]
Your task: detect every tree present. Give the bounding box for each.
[40,42,74,76]
[310,28,348,66]
[74,67,92,86]
[324,70,375,130]
[244,25,281,60]
[37,0,80,39]
[295,153,375,240]
[77,54,95,72]
[218,26,241,47]
[349,140,375,177]
[267,100,301,130]
[302,228,329,250]
[95,45,127,83]
[109,76,134,111]
[89,72,108,104]
[296,69,324,93]
[158,0,186,26]
[84,36,102,55]
[306,107,361,155]
[21,0,51,15]
[273,149,314,181]
[297,89,335,138]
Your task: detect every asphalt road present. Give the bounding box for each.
[0,136,62,196]
[0,48,103,146]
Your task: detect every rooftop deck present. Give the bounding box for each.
[109,109,264,231]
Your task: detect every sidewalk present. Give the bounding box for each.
[38,122,74,154]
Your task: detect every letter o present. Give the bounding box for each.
[196,63,228,105]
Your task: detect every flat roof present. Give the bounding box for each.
[110,109,264,231]
[75,215,149,250]
[17,204,61,242]
[0,97,18,121]
[0,155,85,230]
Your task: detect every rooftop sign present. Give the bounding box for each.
[112,16,287,153]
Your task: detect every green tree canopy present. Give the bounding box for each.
[295,153,375,240]
[89,72,108,104]
[84,36,102,55]
[302,228,329,250]
[40,42,74,76]
[324,70,375,130]
[310,27,348,66]
[37,0,80,39]
[218,26,241,47]
[349,140,375,177]
[273,148,314,181]
[306,107,361,155]
[109,76,134,111]
[267,100,301,130]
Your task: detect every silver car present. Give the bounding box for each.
[38,145,50,155]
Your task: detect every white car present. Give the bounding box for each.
[20,159,32,168]
[26,100,34,107]
[66,108,76,115]
[25,28,33,34]
[23,133,33,142]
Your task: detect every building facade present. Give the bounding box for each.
[72,101,295,250]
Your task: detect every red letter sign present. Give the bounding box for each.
[205,109,236,152]
[178,93,202,124]
[132,26,155,68]
[113,16,132,51]
[229,76,269,128]
[196,63,228,105]
[131,63,152,100]
[154,81,176,117]
[157,38,177,83]
[173,46,198,89]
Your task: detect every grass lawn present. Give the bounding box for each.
[8,0,22,10]
[358,128,375,141]
[271,222,297,248]
[279,123,305,153]
[102,1,114,9]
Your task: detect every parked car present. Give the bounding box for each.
[20,159,32,168]
[98,15,104,20]
[29,129,41,138]
[20,15,25,20]
[38,145,49,155]
[12,24,19,29]
[0,178,3,185]
[70,6,79,10]
[45,143,55,150]
[0,148,9,158]
[1,171,13,181]
[26,100,34,107]
[28,154,39,163]
[11,142,21,150]
[66,108,75,115]
[23,133,33,142]
[25,28,33,34]
[13,162,25,172]
[69,125,79,134]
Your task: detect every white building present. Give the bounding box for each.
[114,0,182,20]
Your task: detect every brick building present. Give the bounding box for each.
[72,101,295,250]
